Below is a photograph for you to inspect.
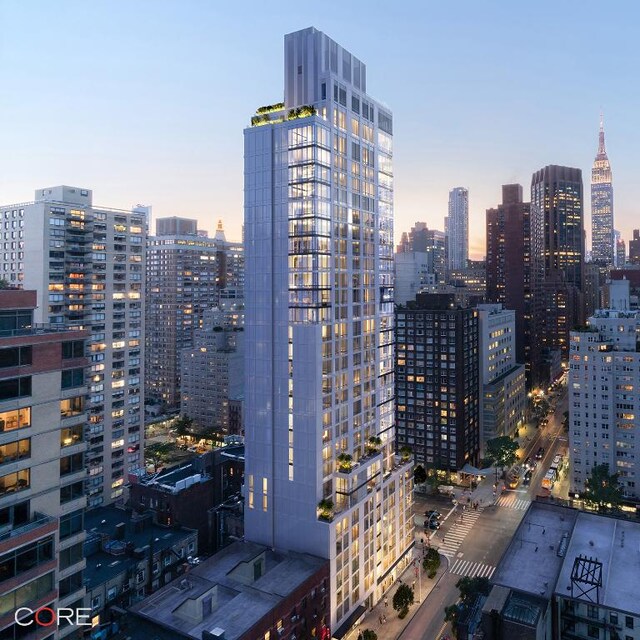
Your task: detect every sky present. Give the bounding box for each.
[1,0,639,259]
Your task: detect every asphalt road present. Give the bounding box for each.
[402,386,569,640]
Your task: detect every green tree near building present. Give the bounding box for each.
[584,464,624,511]
[145,441,177,472]
[485,436,519,473]
[422,548,441,578]
[392,583,414,619]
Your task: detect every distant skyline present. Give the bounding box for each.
[1,0,639,259]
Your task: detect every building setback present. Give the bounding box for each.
[591,116,614,265]
[146,218,243,410]
[569,279,639,500]
[396,293,480,471]
[0,186,146,507]
[0,288,88,639]
[243,27,414,631]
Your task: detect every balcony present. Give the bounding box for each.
[0,512,56,548]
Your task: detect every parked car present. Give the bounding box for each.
[425,510,442,520]
[425,519,440,530]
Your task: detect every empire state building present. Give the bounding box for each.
[591,115,614,264]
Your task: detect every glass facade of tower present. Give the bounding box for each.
[244,28,413,631]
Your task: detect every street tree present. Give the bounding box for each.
[392,583,414,618]
[456,576,491,603]
[485,436,519,471]
[145,441,177,472]
[422,547,441,578]
[584,464,624,511]
[361,630,377,640]
[173,415,194,437]
[414,464,427,485]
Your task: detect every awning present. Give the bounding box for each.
[332,604,367,639]
[460,464,493,476]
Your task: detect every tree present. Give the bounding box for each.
[392,583,414,618]
[456,576,491,603]
[145,442,177,471]
[173,415,194,438]
[444,604,461,631]
[485,436,519,470]
[361,631,377,640]
[584,464,624,511]
[422,547,441,578]
[317,498,334,521]
[414,464,427,485]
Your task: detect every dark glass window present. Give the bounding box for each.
[62,341,84,359]
[0,376,31,401]
[61,368,84,389]
[60,509,83,540]
[0,346,32,369]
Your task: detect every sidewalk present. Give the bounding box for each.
[353,545,448,639]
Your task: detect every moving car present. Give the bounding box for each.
[535,447,545,460]
[425,510,442,520]
[425,519,440,530]
[523,470,533,486]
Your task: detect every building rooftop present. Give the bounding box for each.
[83,506,196,590]
[129,540,327,640]
[555,511,640,615]
[491,502,579,601]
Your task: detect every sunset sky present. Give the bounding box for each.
[1,0,638,259]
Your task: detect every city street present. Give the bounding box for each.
[380,381,570,639]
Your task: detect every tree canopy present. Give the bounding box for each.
[145,441,177,471]
[584,464,624,511]
[485,436,519,469]
[414,464,427,485]
[392,583,414,618]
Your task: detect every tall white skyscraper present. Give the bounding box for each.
[569,279,639,500]
[0,186,146,507]
[243,28,413,631]
[591,115,614,265]
[446,186,469,271]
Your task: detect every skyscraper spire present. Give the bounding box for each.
[598,111,607,156]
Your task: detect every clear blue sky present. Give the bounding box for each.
[1,0,638,257]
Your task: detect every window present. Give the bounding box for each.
[60,453,84,476]
[0,571,54,614]
[0,408,30,432]
[626,617,634,629]
[61,424,83,447]
[588,626,599,639]
[0,469,30,496]
[0,537,54,580]
[61,396,84,418]
[0,376,31,401]
[136,569,145,584]
[60,481,84,504]
[107,586,117,601]
[60,510,83,539]
[91,595,101,611]
[0,310,32,333]
[0,438,30,466]
[61,368,84,389]
[0,346,32,368]
[59,542,83,570]
[62,341,84,359]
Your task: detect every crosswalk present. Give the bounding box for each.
[496,494,530,510]
[449,558,495,579]
[431,508,483,558]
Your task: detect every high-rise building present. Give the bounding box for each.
[590,116,614,265]
[477,304,526,451]
[583,261,603,320]
[180,305,244,434]
[0,186,146,507]
[243,27,413,631]
[629,229,640,265]
[445,187,469,271]
[396,293,480,471]
[145,218,243,409]
[616,237,626,267]
[486,185,534,376]
[531,166,585,362]
[569,279,639,500]
[394,222,446,304]
[0,288,88,638]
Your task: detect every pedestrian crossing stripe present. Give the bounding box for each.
[449,559,496,578]
[496,495,530,510]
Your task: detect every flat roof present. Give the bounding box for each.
[555,511,640,615]
[491,502,579,600]
[84,506,195,590]
[129,540,327,640]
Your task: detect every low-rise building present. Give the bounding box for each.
[128,444,244,553]
[482,501,640,640]
[83,506,198,632]
[126,541,330,640]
